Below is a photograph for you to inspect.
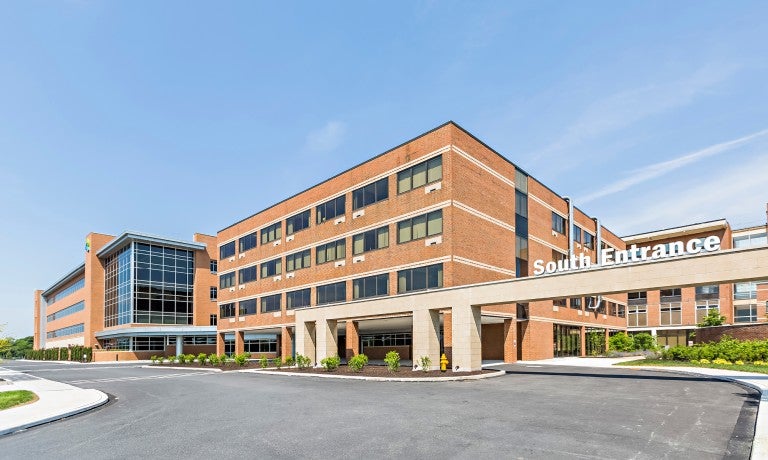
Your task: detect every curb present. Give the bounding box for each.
[237,369,506,382]
[140,365,222,372]
[0,389,109,436]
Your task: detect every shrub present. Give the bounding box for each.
[177,354,188,364]
[690,359,699,364]
[417,355,432,372]
[219,354,229,365]
[167,355,177,364]
[284,356,295,367]
[273,357,283,369]
[295,354,312,369]
[608,332,634,352]
[196,353,208,365]
[234,353,249,366]
[185,354,196,363]
[735,360,745,365]
[384,351,400,372]
[632,333,656,351]
[150,355,159,364]
[712,358,731,365]
[208,354,220,366]
[259,355,269,369]
[320,355,341,371]
[699,358,710,364]
[348,354,368,372]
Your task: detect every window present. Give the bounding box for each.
[352,177,388,210]
[46,323,84,339]
[317,281,346,305]
[552,213,566,235]
[660,288,681,301]
[239,299,257,316]
[552,250,567,263]
[695,285,719,300]
[569,297,582,309]
[617,305,626,318]
[286,249,311,272]
[353,226,389,255]
[220,241,235,259]
[260,258,282,278]
[572,226,582,244]
[210,260,218,273]
[261,222,282,244]
[353,274,389,299]
[47,300,85,322]
[361,333,412,348]
[584,232,594,249]
[210,287,218,301]
[397,263,443,293]
[209,314,217,326]
[261,294,281,313]
[317,239,346,264]
[287,288,311,309]
[660,303,682,326]
[734,232,768,248]
[133,337,166,351]
[286,210,311,235]
[734,282,759,300]
[239,233,257,253]
[316,196,346,224]
[220,303,236,318]
[219,272,235,289]
[696,301,720,323]
[628,291,647,305]
[627,305,647,327]
[397,155,442,193]
[515,190,528,218]
[46,278,85,304]
[735,304,758,323]
[397,210,442,244]
[553,298,567,308]
[129,243,194,326]
[244,338,278,354]
[239,266,257,284]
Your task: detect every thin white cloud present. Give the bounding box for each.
[577,128,768,204]
[530,64,741,165]
[304,121,347,153]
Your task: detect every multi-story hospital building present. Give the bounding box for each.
[33,122,768,364]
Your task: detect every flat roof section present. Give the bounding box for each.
[41,263,85,299]
[622,219,729,244]
[97,231,207,258]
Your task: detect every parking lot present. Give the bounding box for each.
[0,360,757,459]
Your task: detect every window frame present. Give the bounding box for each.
[352,177,389,210]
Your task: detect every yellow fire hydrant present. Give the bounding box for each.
[440,353,449,372]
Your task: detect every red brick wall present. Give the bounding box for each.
[694,323,768,343]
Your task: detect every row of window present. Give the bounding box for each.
[219,156,444,259]
[627,301,730,327]
[550,212,595,249]
[628,286,721,304]
[46,278,85,305]
[46,323,84,339]
[219,263,444,318]
[46,300,85,322]
[219,211,444,288]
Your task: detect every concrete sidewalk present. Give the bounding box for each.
[0,367,108,436]
[518,356,768,460]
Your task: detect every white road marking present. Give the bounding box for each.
[66,372,217,384]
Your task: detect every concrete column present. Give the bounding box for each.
[175,335,183,356]
[281,326,294,361]
[235,331,245,355]
[443,312,452,364]
[315,318,338,365]
[451,304,482,372]
[579,326,586,357]
[216,332,225,355]
[503,319,517,363]
[345,321,360,359]
[295,321,316,365]
[412,309,441,370]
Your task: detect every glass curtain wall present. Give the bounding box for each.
[134,243,195,325]
[553,324,581,357]
[515,170,529,277]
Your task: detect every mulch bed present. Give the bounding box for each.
[151,362,495,377]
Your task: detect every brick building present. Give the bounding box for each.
[34,232,219,361]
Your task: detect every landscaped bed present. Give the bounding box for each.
[618,359,768,375]
[0,390,38,411]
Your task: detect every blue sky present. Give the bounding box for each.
[1,1,767,338]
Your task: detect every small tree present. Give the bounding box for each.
[608,332,634,352]
[698,309,726,327]
[632,332,657,351]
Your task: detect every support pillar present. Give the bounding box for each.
[281,326,294,361]
[295,321,316,365]
[451,304,482,372]
[580,326,586,357]
[235,330,245,355]
[175,335,183,356]
[443,312,452,364]
[605,328,610,354]
[345,321,359,360]
[503,318,517,363]
[216,332,225,356]
[412,309,441,370]
[315,318,338,366]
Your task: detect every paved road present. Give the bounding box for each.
[0,361,758,459]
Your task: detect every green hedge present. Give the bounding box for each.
[25,346,92,362]
[661,336,768,362]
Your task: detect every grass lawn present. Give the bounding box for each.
[0,390,38,410]
[618,359,768,375]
